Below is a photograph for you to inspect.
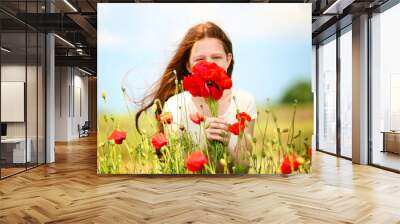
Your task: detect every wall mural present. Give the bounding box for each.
[97,3,313,175]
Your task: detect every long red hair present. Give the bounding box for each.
[135,21,234,133]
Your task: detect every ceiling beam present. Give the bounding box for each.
[322,0,356,14]
[55,55,96,71]
[67,13,97,41]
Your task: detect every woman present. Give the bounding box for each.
[135,21,257,162]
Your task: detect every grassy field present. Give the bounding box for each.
[254,103,314,145]
[98,103,313,147]
[97,103,313,174]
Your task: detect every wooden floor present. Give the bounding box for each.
[1,163,44,178]
[0,167,26,178]
[1,135,400,224]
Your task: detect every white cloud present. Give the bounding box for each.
[97,30,128,49]
[99,3,311,55]
[126,3,311,42]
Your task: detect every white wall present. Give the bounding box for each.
[72,72,89,138]
[55,66,89,141]
[55,66,69,141]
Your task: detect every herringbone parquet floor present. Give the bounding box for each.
[1,135,400,224]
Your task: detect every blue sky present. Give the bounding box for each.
[98,3,312,113]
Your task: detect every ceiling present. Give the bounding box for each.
[0,0,392,75]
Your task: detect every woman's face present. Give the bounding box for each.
[187,37,232,73]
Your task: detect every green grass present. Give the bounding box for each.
[254,103,314,145]
[97,103,313,174]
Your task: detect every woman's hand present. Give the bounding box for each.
[205,117,231,145]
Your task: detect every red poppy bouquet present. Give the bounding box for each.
[183,61,233,171]
[183,61,232,101]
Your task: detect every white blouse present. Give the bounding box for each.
[163,89,257,154]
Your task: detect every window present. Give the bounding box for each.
[371,2,400,171]
[0,1,47,179]
[317,36,337,154]
[339,28,352,158]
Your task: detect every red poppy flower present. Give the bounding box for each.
[151,133,168,151]
[280,154,300,174]
[228,122,246,136]
[186,151,208,172]
[183,74,204,97]
[236,112,251,124]
[229,112,252,135]
[190,112,205,125]
[183,61,232,101]
[308,147,312,159]
[108,129,127,144]
[159,112,173,124]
